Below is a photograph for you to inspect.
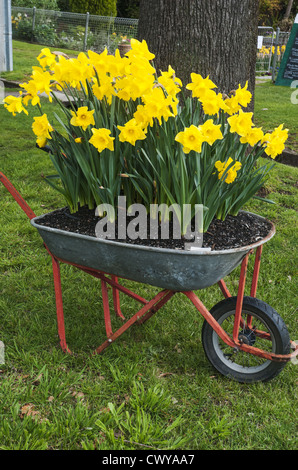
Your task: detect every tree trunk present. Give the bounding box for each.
[137,0,259,112]
[283,0,293,20]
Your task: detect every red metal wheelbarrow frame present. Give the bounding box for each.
[1,172,297,363]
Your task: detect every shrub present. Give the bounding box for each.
[117,0,139,18]
[57,0,71,11]
[11,0,59,9]
[12,13,33,41]
[33,21,58,46]
[69,0,117,17]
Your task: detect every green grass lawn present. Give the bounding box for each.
[1,40,81,82]
[254,81,298,152]
[0,42,297,451]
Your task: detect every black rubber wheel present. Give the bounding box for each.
[201,296,290,383]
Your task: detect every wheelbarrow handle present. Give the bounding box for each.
[0,172,36,220]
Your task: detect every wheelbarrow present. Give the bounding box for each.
[1,172,297,383]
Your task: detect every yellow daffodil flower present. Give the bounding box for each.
[29,67,53,102]
[227,110,254,136]
[223,95,242,115]
[262,124,288,159]
[158,65,182,99]
[215,158,242,184]
[20,80,41,106]
[51,55,73,85]
[200,90,226,116]
[199,119,223,145]
[175,125,204,154]
[37,48,57,69]
[127,38,155,61]
[36,136,48,148]
[89,128,115,152]
[3,95,28,116]
[141,88,174,125]
[3,38,290,228]
[106,51,127,78]
[240,126,264,146]
[92,77,116,104]
[70,107,95,131]
[88,49,110,77]
[133,104,152,128]
[118,119,147,146]
[32,114,53,148]
[186,73,217,99]
[234,81,252,108]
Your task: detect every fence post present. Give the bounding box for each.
[272,27,280,82]
[83,11,89,51]
[0,0,13,72]
[32,6,36,41]
[107,15,114,52]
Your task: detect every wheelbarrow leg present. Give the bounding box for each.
[250,245,263,298]
[93,289,175,355]
[243,245,264,330]
[111,275,125,320]
[233,253,249,344]
[51,255,71,354]
[217,279,231,298]
[217,245,263,303]
[228,247,263,334]
[101,279,113,338]
[184,254,251,349]
[0,172,71,353]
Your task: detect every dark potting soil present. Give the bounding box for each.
[36,206,273,251]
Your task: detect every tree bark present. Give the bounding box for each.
[138,0,259,111]
[283,0,293,20]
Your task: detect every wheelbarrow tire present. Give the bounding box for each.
[201,296,291,383]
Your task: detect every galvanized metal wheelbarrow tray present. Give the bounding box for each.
[30,209,275,292]
[1,172,297,382]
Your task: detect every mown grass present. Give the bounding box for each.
[254,81,298,152]
[1,40,81,82]
[0,43,297,451]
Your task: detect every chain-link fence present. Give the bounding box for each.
[11,6,138,53]
[256,27,274,74]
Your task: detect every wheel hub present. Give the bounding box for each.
[238,328,256,346]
